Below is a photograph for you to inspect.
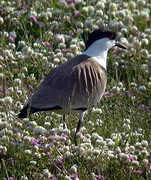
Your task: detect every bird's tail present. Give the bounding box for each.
[18,105,32,118]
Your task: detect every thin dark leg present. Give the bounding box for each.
[63,115,66,129]
[74,112,84,145]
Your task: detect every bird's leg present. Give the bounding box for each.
[63,115,66,129]
[74,112,85,146]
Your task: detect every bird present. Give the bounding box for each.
[18,29,127,145]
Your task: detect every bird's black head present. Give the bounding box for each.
[85,29,126,50]
[85,29,116,50]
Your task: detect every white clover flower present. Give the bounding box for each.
[2,135,9,141]
[43,169,51,177]
[70,165,78,173]
[65,151,74,159]
[109,3,117,11]
[135,142,142,149]
[95,139,105,146]
[128,146,135,153]
[92,107,102,114]
[91,132,101,141]
[75,0,83,5]
[138,85,146,92]
[76,21,83,28]
[4,49,12,56]
[141,64,148,71]
[29,121,37,127]
[0,56,4,61]
[116,10,125,18]
[121,28,128,34]
[96,2,105,9]
[133,40,142,48]
[56,52,63,58]
[142,159,149,165]
[123,123,131,131]
[141,140,148,147]
[30,10,37,16]
[123,118,131,124]
[141,49,148,57]
[140,11,149,21]
[24,149,32,155]
[108,19,119,29]
[23,135,32,142]
[46,11,52,18]
[64,175,72,180]
[85,133,91,139]
[33,42,40,48]
[129,1,136,9]
[70,38,78,44]
[58,43,66,49]
[34,152,42,158]
[120,37,129,47]
[124,15,133,25]
[4,96,13,104]
[92,149,101,156]
[75,51,81,56]
[139,32,146,39]
[119,153,129,161]
[20,175,28,180]
[33,145,39,152]
[78,41,85,48]
[147,54,151,60]
[30,161,37,165]
[3,31,9,37]
[141,38,149,45]
[117,82,123,88]
[112,86,120,93]
[88,6,94,13]
[40,136,47,143]
[0,16,4,24]
[2,146,7,154]
[0,73,4,80]
[9,43,16,50]
[96,10,103,17]
[53,58,60,64]
[130,82,137,87]
[39,12,48,19]
[70,44,78,51]
[14,78,22,86]
[137,0,146,7]
[112,61,119,68]
[85,20,93,28]
[114,147,121,153]
[131,160,139,166]
[56,34,65,43]
[111,133,121,141]
[107,141,115,149]
[141,150,149,156]
[44,122,51,126]
[82,6,89,13]
[22,46,33,55]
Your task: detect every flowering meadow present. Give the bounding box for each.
[0,0,151,179]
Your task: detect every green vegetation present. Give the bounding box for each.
[0,0,150,179]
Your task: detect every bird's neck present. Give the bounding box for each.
[82,44,108,70]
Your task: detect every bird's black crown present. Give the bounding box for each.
[85,29,116,50]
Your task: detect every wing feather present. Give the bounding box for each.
[28,55,107,109]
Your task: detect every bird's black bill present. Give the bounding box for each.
[115,43,127,50]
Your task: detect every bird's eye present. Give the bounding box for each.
[109,35,114,40]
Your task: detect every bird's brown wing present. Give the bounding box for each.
[28,55,107,110]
